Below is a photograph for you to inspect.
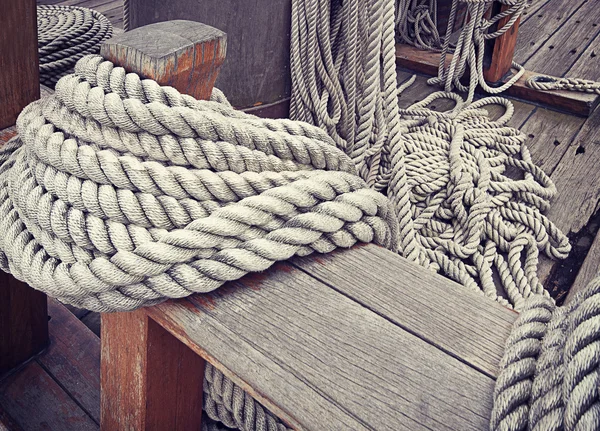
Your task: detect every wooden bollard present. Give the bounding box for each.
[99,21,226,431]
[100,20,226,100]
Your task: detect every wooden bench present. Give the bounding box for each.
[101,244,517,430]
[95,21,518,430]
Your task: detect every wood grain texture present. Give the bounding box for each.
[521,107,585,175]
[37,300,101,423]
[0,277,48,375]
[0,362,98,431]
[128,0,292,111]
[484,3,521,83]
[101,20,227,100]
[0,0,40,129]
[565,227,600,303]
[395,43,600,116]
[514,0,586,64]
[292,244,517,378]
[523,0,600,77]
[535,106,600,287]
[100,310,205,431]
[148,262,497,431]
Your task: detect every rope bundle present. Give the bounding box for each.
[37,5,113,87]
[290,0,569,310]
[491,278,600,431]
[0,55,397,312]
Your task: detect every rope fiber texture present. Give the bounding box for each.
[290,0,569,311]
[37,5,113,87]
[527,75,600,95]
[0,55,398,312]
[491,276,600,431]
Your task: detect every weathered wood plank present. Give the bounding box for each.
[514,0,586,64]
[149,261,496,431]
[523,0,600,77]
[565,224,600,303]
[395,44,600,116]
[566,29,600,81]
[520,107,585,175]
[81,311,101,336]
[0,0,40,129]
[101,20,226,101]
[0,362,98,431]
[37,300,101,423]
[0,404,24,431]
[101,310,205,430]
[536,106,600,287]
[292,244,516,378]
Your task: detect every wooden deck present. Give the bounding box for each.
[2,0,600,429]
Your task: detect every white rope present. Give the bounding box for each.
[37,5,113,87]
[0,55,398,312]
[428,0,527,103]
[527,75,600,95]
[290,0,569,310]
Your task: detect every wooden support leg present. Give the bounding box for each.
[0,0,40,129]
[0,275,49,374]
[99,21,226,428]
[101,311,206,430]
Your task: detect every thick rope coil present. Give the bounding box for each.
[491,274,600,431]
[0,55,398,312]
[37,5,113,87]
[527,75,600,95]
[290,0,569,310]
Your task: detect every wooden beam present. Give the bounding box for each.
[99,20,226,430]
[396,43,600,116]
[0,0,40,129]
[101,310,205,430]
[484,2,521,83]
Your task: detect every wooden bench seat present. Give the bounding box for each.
[101,244,517,430]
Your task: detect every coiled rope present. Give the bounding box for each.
[290,0,569,310]
[491,275,600,431]
[37,5,113,87]
[0,54,397,312]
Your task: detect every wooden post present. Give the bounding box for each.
[0,278,48,375]
[483,2,521,83]
[100,20,226,430]
[0,0,49,375]
[101,310,206,430]
[0,0,40,129]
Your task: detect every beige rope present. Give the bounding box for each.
[527,75,600,95]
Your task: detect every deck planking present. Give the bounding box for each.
[4,0,600,427]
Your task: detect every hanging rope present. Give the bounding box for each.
[428,0,527,103]
[290,0,569,310]
[395,0,444,50]
[37,5,113,87]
